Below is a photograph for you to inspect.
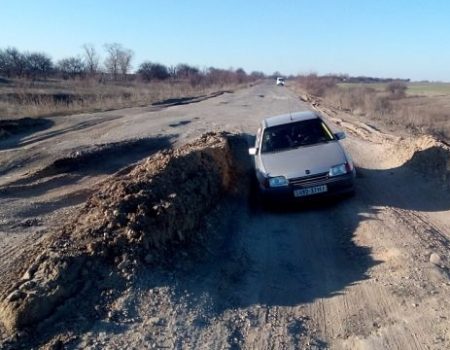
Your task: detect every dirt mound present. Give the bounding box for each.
[406,138,450,188]
[0,132,246,335]
[386,135,450,188]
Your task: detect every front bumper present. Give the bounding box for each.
[258,172,355,201]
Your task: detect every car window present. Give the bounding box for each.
[261,119,335,153]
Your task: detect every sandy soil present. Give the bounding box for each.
[0,81,449,349]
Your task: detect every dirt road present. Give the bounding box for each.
[0,82,449,349]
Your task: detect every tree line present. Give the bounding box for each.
[0,44,265,85]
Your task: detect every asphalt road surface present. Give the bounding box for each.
[0,82,449,349]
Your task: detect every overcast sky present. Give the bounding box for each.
[2,0,449,81]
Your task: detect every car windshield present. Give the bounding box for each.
[261,119,335,153]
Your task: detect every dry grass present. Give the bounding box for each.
[390,96,450,140]
[0,78,241,120]
[331,86,450,141]
[296,74,337,97]
[293,78,450,142]
[324,86,392,117]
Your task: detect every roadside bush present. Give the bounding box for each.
[138,62,170,81]
[235,68,247,84]
[324,85,392,118]
[175,64,200,80]
[386,81,407,99]
[57,57,86,79]
[371,95,392,115]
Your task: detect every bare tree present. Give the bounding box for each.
[104,43,133,80]
[8,48,27,77]
[167,65,177,80]
[235,68,247,83]
[250,71,265,80]
[0,47,27,77]
[104,43,121,79]
[24,52,53,80]
[57,57,85,79]
[118,49,133,76]
[82,44,99,76]
[175,63,199,79]
[205,67,231,85]
[0,50,6,76]
[138,61,170,81]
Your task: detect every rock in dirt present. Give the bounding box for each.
[430,253,442,266]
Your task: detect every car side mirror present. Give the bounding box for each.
[248,147,257,155]
[334,132,346,140]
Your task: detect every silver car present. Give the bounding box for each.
[249,111,355,200]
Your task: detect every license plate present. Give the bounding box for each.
[293,185,328,197]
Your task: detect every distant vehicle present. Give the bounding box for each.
[249,111,355,201]
[276,77,285,86]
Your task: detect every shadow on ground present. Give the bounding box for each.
[0,118,54,148]
[125,146,450,347]
[152,90,233,108]
[0,116,124,151]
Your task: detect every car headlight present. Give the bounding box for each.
[268,176,289,187]
[329,163,348,177]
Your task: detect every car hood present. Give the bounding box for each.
[260,142,347,179]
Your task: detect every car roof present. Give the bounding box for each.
[262,111,320,128]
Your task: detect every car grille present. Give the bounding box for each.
[289,172,329,187]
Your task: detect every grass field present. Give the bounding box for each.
[0,78,240,120]
[406,82,450,96]
[338,82,450,96]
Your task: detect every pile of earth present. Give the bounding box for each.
[0,132,250,337]
[385,135,450,189]
[404,136,450,189]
